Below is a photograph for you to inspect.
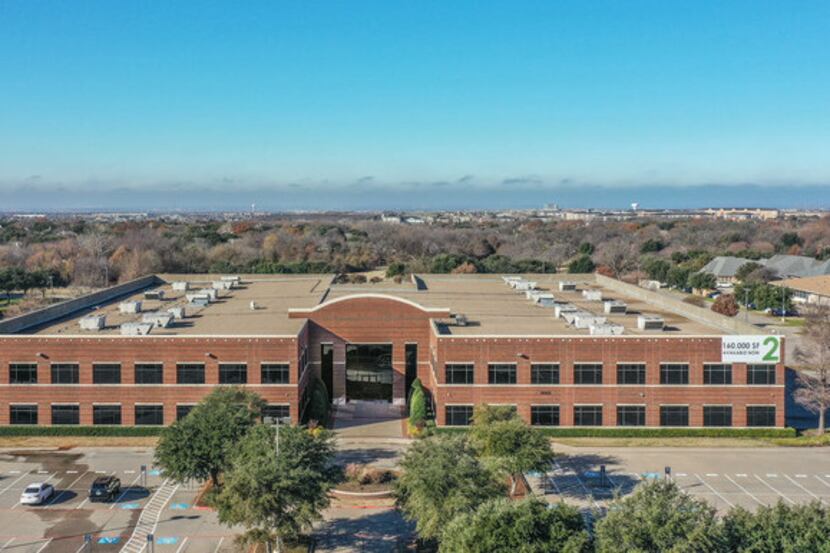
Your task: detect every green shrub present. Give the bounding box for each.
[0,425,163,437]
[409,379,427,425]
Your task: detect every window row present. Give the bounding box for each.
[443,363,776,385]
[444,405,777,428]
[8,403,291,425]
[7,362,291,385]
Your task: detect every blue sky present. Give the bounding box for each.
[0,1,828,209]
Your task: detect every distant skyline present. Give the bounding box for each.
[1,1,828,208]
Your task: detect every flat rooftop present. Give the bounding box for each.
[9,273,730,337]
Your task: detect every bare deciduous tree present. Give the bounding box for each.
[793,306,830,434]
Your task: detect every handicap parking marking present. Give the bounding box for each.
[170,503,190,510]
[149,469,162,476]
[97,537,121,545]
[641,472,661,480]
[121,503,142,510]
[156,537,179,545]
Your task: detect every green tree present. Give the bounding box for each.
[304,378,329,425]
[408,378,427,425]
[688,271,717,290]
[779,232,804,250]
[578,242,595,255]
[722,502,830,553]
[469,415,553,495]
[385,261,407,278]
[734,261,764,282]
[154,387,266,488]
[640,238,665,254]
[214,424,337,553]
[594,479,724,553]
[641,257,671,283]
[568,255,596,274]
[666,266,691,289]
[395,435,505,543]
[441,498,590,553]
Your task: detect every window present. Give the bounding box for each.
[135,405,164,425]
[531,364,560,385]
[51,405,79,425]
[617,405,646,426]
[445,405,474,426]
[574,364,603,385]
[660,364,689,385]
[176,363,205,384]
[660,406,689,427]
[176,405,194,420]
[10,405,38,425]
[531,405,560,426]
[135,363,163,384]
[263,404,291,422]
[574,405,603,426]
[747,406,776,427]
[445,363,474,384]
[93,405,121,425]
[9,363,38,384]
[51,363,79,384]
[747,364,776,385]
[704,406,732,427]
[703,364,732,385]
[219,363,247,384]
[93,363,121,384]
[261,363,290,384]
[617,364,646,385]
[488,363,517,385]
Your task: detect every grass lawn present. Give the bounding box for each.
[0,436,159,448]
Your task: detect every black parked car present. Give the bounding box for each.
[89,476,121,502]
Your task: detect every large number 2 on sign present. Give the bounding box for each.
[762,336,780,362]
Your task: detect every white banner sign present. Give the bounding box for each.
[721,335,781,363]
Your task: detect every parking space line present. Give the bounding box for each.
[1,538,15,551]
[784,474,826,505]
[212,537,225,553]
[34,539,52,553]
[0,473,29,496]
[754,474,795,505]
[694,473,733,508]
[174,537,189,553]
[724,474,764,506]
[109,473,143,510]
[814,475,830,490]
[47,471,89,506]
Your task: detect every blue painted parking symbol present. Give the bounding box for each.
[98,537,121,545]
[156,537,178,545]
[149,469,162,476]
[641,472,660,480]
[170,503,190,510]
[583,470,600,478]
[526,471,543,478]
[121,503,141,510]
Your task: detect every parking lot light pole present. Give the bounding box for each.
[264,416,280,458]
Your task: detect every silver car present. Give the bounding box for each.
[20,483,54,505]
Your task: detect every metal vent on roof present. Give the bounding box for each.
[453,314,468,327]
[120,322,153,336]
[603,300,628,314]
[79,315,106,331]
[637,315,665,331]
[558,281,577,291]
[119,301,142,314]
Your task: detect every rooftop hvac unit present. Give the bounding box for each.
[120,322,153,336]
[582,289,603,301]
[514,280,537,291]
[250,301,258,311]
[454,314,468,327]
[79,315,106,331]
[574,314,607,329]
[589,323,624,335]
[603,300,628,314]
[554,303,579,318]
[212,280,233,290]
[220,275,241,282]
[639,279,662,291]
[191,297,209,307]
[559,281,577,291]
[532,292,555,304]
[172,281,189,292]
[144,290,165,300]
[562,310,591,325]
[186,292,211,304]
[637,315,665,331]
[200,288,218,301]
[502,275,522,284]
[537,296,557,307]
[167,306,185,319]
[142,312,173,328]
[119,301,142,314]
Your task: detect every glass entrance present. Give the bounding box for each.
[346,344,393,401]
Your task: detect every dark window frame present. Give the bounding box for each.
[93,405,122,425]
[574,363,603,385]
[617,363,646,385]
[530,405,560,426]
[51,404,80,425]
[50,363,79,384]
[747,406,776,427]
[9,363,38,384]
[531,364,560,385]
[218,363,247,385]
[445,363,475,385]
[135,405,164,426]
[261,363,290,384]
[134,363,164,384]
[176,405,195,420]
[747,364,776,385]
[176,363,205,385]
[660,405,690,427]
[262,404,291,422]
[660,363,689,385]
[488,363,517,385]
[703,364,732,385]
[703,405,733,427]
[574,405,603,426]
[10,404,38,425]
[93,363,122,385]
[617,405,646,426]
[445,405,474,426]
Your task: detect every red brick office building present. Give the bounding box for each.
[0,274,785,428]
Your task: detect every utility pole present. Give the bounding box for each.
[744,287,750,323]
[781,286,788,322]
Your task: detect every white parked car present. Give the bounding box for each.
[20,483,54,505]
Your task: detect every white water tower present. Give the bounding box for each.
[630,202,639,211]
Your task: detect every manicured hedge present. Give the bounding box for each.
[437,426,797,439]
[0,425,164,437]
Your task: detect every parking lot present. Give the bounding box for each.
[534,446,830,514]
[0,449,231,553]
